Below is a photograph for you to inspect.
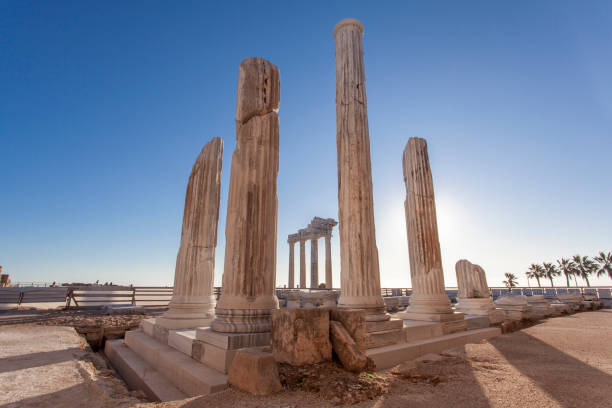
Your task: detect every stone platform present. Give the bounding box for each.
[366,327,501,370]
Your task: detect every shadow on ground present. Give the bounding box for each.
[489,330,612,408]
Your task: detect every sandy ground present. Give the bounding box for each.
[2,310,612,407]
[0,325,148,408]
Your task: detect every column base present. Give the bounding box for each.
[155,297,215,330]
[455,297,496,315]
[337,296,389,321]
[396,310,465,323]
[156,316,214,330]
[211,308,272,333]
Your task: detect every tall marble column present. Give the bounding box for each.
[325,235,332,289]
[400,138,462,323]
[288,242,295,289]
[211,57,280,333]
[157,137,223,330]
[334,18,386,319]
[310,238,318,288]
[299,240,306,288]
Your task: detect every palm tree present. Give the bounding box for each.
[525,270,533,287]
[542,262,560,287]
[556,258,575,287]
[572,255,595,287]
[527,264,543,287]
[594,251,612,280]
[503,273,519,293]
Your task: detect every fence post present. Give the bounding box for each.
[132,287,136,305]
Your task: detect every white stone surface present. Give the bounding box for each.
[168,330,196,356]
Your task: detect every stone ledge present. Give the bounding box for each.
[366,327,501,370]
[195,327,271,350]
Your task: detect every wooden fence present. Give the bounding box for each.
[1,285,611,309]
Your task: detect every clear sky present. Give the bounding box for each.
[2,1,611,288]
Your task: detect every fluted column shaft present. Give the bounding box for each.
[310,238,318,288]
[288,243,295,288]
[299,240,306,288]
[402,138,453,317]
[212,58,280,333]
[334,19,385,317]
[325,235,332,289]
[157,138,223,330]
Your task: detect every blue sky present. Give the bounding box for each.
[1,1,611,288]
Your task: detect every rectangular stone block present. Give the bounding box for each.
[365,329,405,349]
[153,324,169,345]
[191,340,237,374]
[195,327,270,350]
[464,315,490,330]
[397,311,465,323]
[227,347,282,396]
[271,308,332,365]
[141,318,156,337]
[366,318,403,333]
[442,319,467,334]
[402,320,443,342]
[168,330,196,356]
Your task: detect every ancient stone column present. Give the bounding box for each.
[310,238,319,288]
[325,235,332,289]
[400,138,463,325]
[299,240,306,288]
[334,18,386,319]
[288,242,295,289]
[454,259,500,322]
[157,137,223,330]
[211,57,280,333]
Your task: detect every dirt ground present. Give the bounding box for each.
[2,309,612,407]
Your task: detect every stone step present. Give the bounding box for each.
[464,315,490,330]
[366,318,403,333]
[401,320,444,342]
[365,328,404,349]
[104,339,187,402]
[124,330,228,397]
[168,329,196,356]
[366,327,501,370]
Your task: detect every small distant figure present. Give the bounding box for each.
[104,282,108,286]
[51,281,57,287]
[318,283,327,289]
[95,280,99,285]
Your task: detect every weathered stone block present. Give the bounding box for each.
[330,309,367,351]
[270,308,331,365]
[330,321,374,372]
[235,58,280,123]
[153,324,169,345]
[228,347,282,396]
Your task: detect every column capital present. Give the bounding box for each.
[333,18,364,38]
